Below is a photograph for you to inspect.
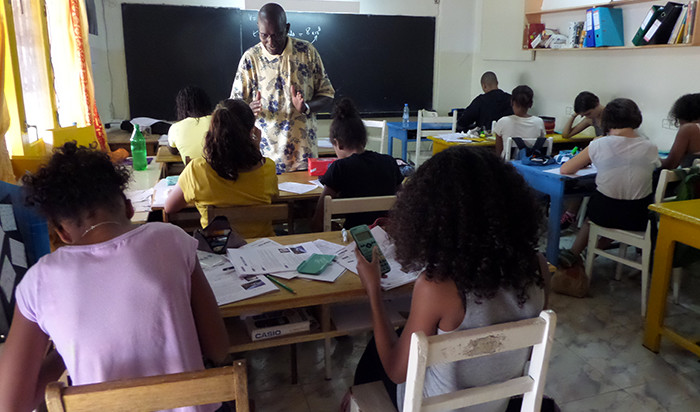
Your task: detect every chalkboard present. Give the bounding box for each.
[122,5,435,120]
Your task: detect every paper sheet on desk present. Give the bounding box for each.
[198,251,278,305]
[151,178,175,208]
[227,241,323,275]
[545,165,597,177]
[433,133,474,143]
[278,182,317,194]
[336,226,419,290]
[125,188,154,213]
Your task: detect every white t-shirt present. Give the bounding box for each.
[493,115,546,157]
[588,135,661,200]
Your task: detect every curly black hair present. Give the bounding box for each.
[601,98,642,133]
[388,146,544,305]
[175,85,213,121]
[574,91,600,115]
[330,97,367,150]
[511,85,534,109]
[204,99,263,181]
[22,142,131,225]
[669,93,700,126]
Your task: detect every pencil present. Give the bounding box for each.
[265,274,296,294]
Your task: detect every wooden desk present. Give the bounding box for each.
[428,134,593,155]
[222,231,412,378]
[106,129,159,156]
[644,199,700,357]
[127,159,161,224]
[155,146,185,178]
[275,171,323,201]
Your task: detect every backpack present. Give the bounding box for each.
[511,137,555,166]
[671,166,700,267]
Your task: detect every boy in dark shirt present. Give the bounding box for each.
[456,71,513,132]
[311,98,403,231]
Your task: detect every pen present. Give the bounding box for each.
[265,274,296,294]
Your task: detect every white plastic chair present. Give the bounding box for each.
[362,119,388,154]
[503,137,553,161]
[349,310,557,412]
[414,109,457,167]
[584,166,692,316]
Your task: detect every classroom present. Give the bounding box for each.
[1,0,700,411]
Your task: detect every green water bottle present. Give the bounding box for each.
[130,124,148,171]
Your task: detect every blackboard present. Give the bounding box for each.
[122,5,435,120]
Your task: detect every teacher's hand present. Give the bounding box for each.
[250,91,262,116]
[290,84,306,113]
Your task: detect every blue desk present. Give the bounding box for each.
[511,161,596,265]
[386,121,453,160]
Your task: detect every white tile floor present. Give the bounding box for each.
[243,239,700,411]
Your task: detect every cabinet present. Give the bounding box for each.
[524,0,700,50]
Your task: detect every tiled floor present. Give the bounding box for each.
[243,239,700,411]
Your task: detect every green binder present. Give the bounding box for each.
[633,5,662,46]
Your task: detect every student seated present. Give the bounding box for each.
[311,98,402,231]
[493,85,545,158]
[166,99,278,237]
[168,85,213,163]
[661,93,700,169]
[456,71,513,132]
[0,143,228,412]
[560,98,660,266]
[561,91,605,139]
[352,146,549,410]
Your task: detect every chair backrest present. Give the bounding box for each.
[403,310,556,412]
[322,195,397,232]
[363,119,388,155]
[415,109,457,166]
[45,360,250,412]
[654,163,700,204]
[503,137,553,161]
[163,207,202,234]
[206,203,289,226]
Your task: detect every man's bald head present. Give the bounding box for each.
[257,3,289,55]
[480,71,499,93]
[259,3,287,27]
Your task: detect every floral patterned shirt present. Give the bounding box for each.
[231,37,334,172]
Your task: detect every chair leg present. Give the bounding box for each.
[584,224,598,284]
[672,267,683,304]
[615,244,628,281]
[640,243,652,317]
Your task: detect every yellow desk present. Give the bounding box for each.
[428,134,594,155]
[222,231,411,378]
[644,199,700,357]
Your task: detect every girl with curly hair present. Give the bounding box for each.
[353,146,548,411]
[311,98,402,231]
[661,93,700,169]
[168,85,213,163]
[0,142,228,411]
[166,99,278,237]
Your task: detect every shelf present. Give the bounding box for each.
[529,42,697,51]
[526,0,651,16]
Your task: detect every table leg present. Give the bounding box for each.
[322,304,332,380]
[388,135,394,158]
[546,185,565,266]
[290,343,298,384]
[643,221,675,352]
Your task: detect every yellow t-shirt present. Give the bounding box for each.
[178,157,279,237]
[167,116,212,163]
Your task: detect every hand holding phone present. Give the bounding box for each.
[349,224,390,275]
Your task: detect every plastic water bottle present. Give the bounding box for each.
[402,103,410,128]
[130,124,148,171]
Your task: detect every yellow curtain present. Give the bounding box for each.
[0,18,16,183]
[47,0,107,150]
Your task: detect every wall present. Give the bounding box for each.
[470,0,699,151]
[90,0,476,124]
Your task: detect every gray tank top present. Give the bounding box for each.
[397,285,545,412]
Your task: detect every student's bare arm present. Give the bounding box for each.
[562,116,592,139]
[191,260,230,364]
[164,184,188,214]
[0,309,55,412]
[495,134,504,158]
[661,123,700,169]
[311,186,338,232]
[560,147,591,175]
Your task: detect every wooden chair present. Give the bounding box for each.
[350,310,557,412]
[363,119,388,155]
[503,137,553,161]
[322,195,396,232]
[45,360,250,412]
[414,109,457,167]
[163,207,202,234]
[207,203,291,233]
[584,166,694,316]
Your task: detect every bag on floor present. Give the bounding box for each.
[551,264,588,298]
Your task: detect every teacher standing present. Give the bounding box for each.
[231,3,335,173]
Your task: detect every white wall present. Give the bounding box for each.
[90,0,475,124]
[470,0,699,151]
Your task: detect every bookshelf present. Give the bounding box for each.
[524,0,700,50]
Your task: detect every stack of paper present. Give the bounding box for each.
[197,250,277,306]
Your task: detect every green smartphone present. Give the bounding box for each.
[296,253,336,275]
[349,224,391,275]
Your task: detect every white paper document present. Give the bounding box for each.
[227,242,321,275]
[544,165,597,177]
[317,138,333,148]
[125,188,154,213]
[0,205,17,231]
[309,179,324,188]
[151,178,175,208]
[336,226,419,290]
[278,182,317,194]
[433,133,473,143]
[241,238,282,249]
[198,251,278,305]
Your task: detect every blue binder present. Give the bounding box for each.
[584,8,596,47]
[593,7,624,47]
